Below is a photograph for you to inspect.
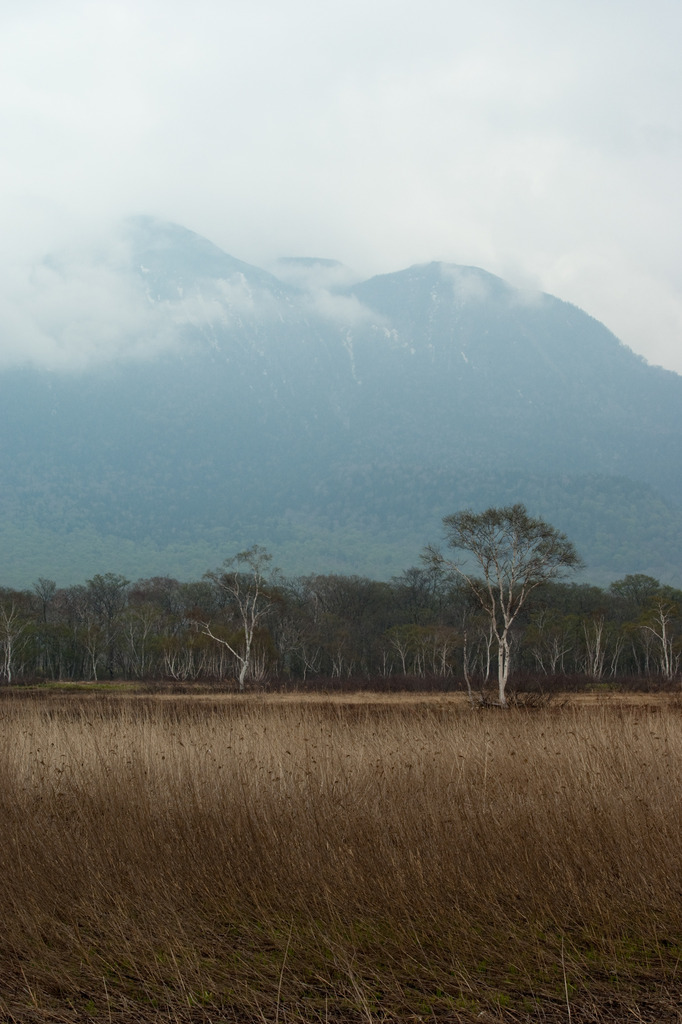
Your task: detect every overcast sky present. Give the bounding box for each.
[2,0,682,372]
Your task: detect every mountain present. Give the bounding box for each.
[1,215,681,588]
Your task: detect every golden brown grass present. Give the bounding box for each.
[1,693,682,1022]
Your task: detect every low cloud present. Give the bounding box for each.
[0,255,181,372]
[0,229,287,372]
[2,1,682,373]
[306,290,384,329]
[268,257,383,329]
[507,285,547,310]
[271,258,361,293]
[441,265,494,306]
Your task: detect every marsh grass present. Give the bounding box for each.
[1,694,681,1021]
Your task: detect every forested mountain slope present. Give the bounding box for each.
[1,216,681,587]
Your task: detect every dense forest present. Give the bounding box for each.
[1,553,680,688]
[4,218,682,589]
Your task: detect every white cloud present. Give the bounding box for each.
[0,232,303,370]
[441,266,494,306]
[269,259,361,293]
[1,0,682,371]
[307,290,385,328]
[0,255,179,371]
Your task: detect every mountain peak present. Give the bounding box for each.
[124,215,289,297]
[2,218,681,586]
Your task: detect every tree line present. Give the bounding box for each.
[0,505,679,692]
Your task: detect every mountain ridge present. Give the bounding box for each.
[1,217,681,588]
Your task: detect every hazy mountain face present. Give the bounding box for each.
[1,216,681,588]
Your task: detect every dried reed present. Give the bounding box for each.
[0,694,681,1021]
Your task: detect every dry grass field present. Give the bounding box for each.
[1,691,682,1022]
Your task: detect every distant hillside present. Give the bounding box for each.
[1,215,681,588]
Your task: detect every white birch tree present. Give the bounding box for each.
[202,546,279,691]
[0,603,30,683]
[639,597,680,681]
[427,504,582,705]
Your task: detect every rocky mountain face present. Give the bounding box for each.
[1,215,681,587]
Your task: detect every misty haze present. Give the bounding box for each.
[0,215,681,589]
[3,3,682,1019]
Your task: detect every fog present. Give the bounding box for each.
[2,0,682,372]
